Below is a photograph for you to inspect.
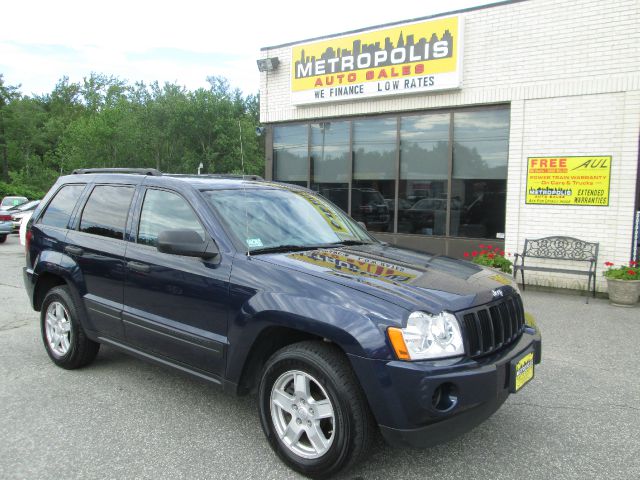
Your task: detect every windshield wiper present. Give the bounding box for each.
[327,240,373,246]
[248,244,328,255]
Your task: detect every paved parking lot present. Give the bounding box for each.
[1,234,639,479]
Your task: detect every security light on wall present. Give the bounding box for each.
[257,57,280,72]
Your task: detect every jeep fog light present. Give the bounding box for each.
[388,311,465,360]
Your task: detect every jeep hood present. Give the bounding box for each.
[255,243,519,313]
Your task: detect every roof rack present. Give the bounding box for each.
[71,168,162,176]
[168,174,264,181]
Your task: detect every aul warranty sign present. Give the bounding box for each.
[525,156,612,206]
[290,15,463,105]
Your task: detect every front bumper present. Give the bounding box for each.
[348,327,541,448]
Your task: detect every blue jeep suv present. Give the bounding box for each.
[24,168,541,478]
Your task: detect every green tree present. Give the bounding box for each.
[0,75,21,182]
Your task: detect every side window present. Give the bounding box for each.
[80,185,134,240]
[138,189,205,247]
[39,184,85,229]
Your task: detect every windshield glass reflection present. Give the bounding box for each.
[203,187,373,251]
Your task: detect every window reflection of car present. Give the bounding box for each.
[322,187,390,231]
[398,197,448,235]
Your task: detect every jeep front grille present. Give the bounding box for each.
[459,294,526,358]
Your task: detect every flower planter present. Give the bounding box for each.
[605,278,640,307]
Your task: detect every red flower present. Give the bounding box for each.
[500,250,506,256]
[628,270,637,275]
[464,252,470,258]
[630,260,638,266]
[487,245,493,249]
[494,246,501,251]
[488,253,496,259]
[479,244,485,248]
[480,250,487,255]
[472,251,478,257]
[604,261,614,267]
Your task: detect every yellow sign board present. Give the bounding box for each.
[514,352,535,392]
[525,156,611,206]
[290,16,462,105]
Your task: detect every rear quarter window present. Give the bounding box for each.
[39,185,85,229]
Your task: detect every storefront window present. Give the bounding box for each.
[398,113,450,235]
[273,124,308,187]
[352,118,396,232]
[310,121,350,212]
[451,109,509,238]
[270,107,509,240]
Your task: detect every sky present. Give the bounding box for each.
[0,0,494,97]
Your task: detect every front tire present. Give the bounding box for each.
[0,235,6,243]
[258,341,375,478]
[41,286,99,369]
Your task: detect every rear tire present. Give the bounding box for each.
[41,286,99,369]
[258,341,375,479]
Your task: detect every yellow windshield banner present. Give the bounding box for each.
[294,190,351,235]
[290,16,462,105]
[525,156,611,206]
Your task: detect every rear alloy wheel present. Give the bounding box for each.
[258,341,375,478]
[41,286,99,369]
[45,301,72,357]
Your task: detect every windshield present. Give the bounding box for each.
[203,187,374,252]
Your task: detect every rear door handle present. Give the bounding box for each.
[64,246,84,256]
[127,261,151,273]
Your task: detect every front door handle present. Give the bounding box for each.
[127,261,151,273]
[64,246,84,256]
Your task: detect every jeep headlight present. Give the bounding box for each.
[388,311,465,360]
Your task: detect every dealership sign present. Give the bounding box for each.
[290,16,463,105]
[525,156,611,206]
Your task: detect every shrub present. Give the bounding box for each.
[603,261,640,280]
[464,244,513,274]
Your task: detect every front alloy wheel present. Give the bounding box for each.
[258,341,375,479]
[270,370,335,459]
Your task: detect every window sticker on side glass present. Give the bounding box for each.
[247,238,264,248]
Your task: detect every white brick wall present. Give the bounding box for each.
[259,0,640,292]
[505,92,639,291]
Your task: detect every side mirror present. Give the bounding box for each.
[357,221,367,231]
[157,229,219,259]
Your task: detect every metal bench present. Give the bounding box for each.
[513,236,599,303]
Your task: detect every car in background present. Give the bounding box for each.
[9,200,40,231]
[0,211,12,243]
[1,196,28,211]
[322,187,391,231]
